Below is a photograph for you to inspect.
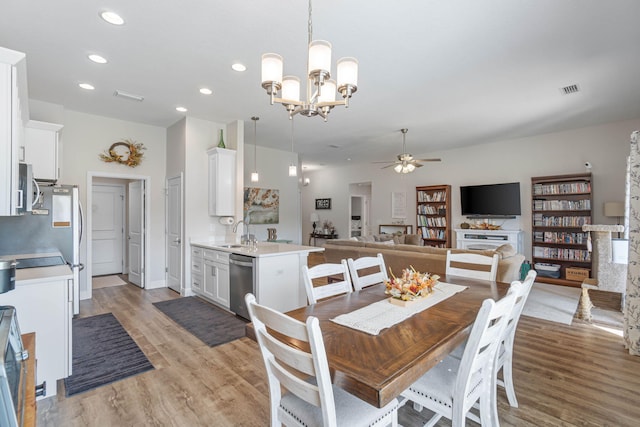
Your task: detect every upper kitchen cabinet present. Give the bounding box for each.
[24,120,63,182]
[207,147,236,216]
[0,47,30,216]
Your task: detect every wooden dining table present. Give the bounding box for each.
[248,275,510,409]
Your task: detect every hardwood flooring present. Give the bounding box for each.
[37,265,640,426]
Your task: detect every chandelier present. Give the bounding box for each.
[260,0,358,121]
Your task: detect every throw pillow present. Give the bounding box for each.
[404,234,422,246]
[381,239,395,245]
[495,243,517,258]
[393,235,406,245]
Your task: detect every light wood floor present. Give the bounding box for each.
[37,261,640,426]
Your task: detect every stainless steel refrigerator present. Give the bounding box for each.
[0,184,83,314]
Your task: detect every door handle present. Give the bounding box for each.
[174,238,181,244]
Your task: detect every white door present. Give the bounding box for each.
[91,184,124,276]
[166,175,182,293]
[128,180,144,287]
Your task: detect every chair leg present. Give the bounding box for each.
[502,356,519,408]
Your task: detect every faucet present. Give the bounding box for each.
[232,220,251,244]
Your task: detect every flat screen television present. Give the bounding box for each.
[460,182,521,216]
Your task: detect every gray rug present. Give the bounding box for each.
[153,296,248,347]
[64,313,154,396]
[522,282,581,325]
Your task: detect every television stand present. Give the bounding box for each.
[455,229,523,254]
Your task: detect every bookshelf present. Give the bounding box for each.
[531,173,593,286]
[416,185,451,247]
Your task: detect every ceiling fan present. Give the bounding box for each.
[374,128,441,173]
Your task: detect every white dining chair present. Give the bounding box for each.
[302,260,353,304]
[245,293,399,427]
[400,287,517,427]
[347,254,389,291]
[451,269,537,413]
[445,250,499,281]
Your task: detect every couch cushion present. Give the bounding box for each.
[374,234,395,242]
[324,239,365,247]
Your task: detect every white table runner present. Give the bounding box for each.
[331,282,468,335]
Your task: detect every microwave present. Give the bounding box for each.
[0,306,28,427]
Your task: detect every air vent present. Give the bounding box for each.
[113,90,144,102]
[560,84,580,95]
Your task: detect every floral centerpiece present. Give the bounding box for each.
[384,266,440,302]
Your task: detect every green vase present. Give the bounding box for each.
[217,129,226,148]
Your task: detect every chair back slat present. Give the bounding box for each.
[446,250,499,281]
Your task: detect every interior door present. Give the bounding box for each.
[166,175,182,293]
[91,184,124,276]
[128,180,144,287]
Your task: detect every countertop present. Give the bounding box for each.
[3,252,73,285]
[190,240,324,258]
[15,264,73,285]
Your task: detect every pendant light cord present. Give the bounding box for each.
[252,116,259,171]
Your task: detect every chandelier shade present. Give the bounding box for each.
[260,0,358,121]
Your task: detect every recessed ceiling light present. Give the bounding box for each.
[78,83,95,90]
[100,11,124,26]
[199,88,213,95]
[231,63,247,72]
[176,106,188,112]
[88,54,107,64]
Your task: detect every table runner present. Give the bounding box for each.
[331,282,468,335]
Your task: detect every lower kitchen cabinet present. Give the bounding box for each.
[0,274,72,399]
[191,245,230,309]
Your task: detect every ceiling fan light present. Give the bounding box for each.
[407,163,416,172]
[394,164,403,173]
[282,76,301,102]
[261,53,283,85]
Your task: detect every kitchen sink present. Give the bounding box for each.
[217,244,243,248]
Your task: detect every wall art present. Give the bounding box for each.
[244,187,279,224]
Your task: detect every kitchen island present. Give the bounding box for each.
[189,240,323,314]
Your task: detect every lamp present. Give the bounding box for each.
[260,0,358,122]
[310,213,320,231]
[250,116,259,183]
[604,201,625,238]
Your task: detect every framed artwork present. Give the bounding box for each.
[315,198,331,210]
[244,188,279,224]
[391,191,407,218]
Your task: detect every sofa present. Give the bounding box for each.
[322,237,525,283]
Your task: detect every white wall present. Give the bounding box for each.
[242,144,301,244]
[59,109,167,297]
[302,117,640,261]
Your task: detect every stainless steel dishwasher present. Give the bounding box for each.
[229,253,255,320]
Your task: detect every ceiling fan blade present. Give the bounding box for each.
[371,160,396,164]
[381,163,398,169]
[414,162,424,168]
[415,158,441,162]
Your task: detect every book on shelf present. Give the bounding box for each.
[533,181,591,195]
[533,199,591,210]
[417,191,447,202]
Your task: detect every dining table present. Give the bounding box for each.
[247,275,510,409]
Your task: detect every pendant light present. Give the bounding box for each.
[289,118,297,177]
[250,117,259,182]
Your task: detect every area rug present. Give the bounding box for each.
[64,313,154,396]
[522,282,581,325]
[153,296,248,347]
[92,275,127,289]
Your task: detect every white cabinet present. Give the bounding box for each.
[0,275,72,399]
[24,120,63,181]
[455,229,524,254]
[0,47,29,216]
[191,245,230,308]
[207,147,236,216]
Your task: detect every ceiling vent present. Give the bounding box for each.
[113,90,144,102]
[328,144,341,149]
[560,84,580,95]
